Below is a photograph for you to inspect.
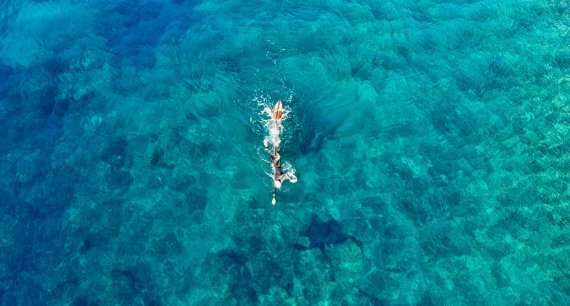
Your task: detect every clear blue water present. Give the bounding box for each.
[1,0,569,304]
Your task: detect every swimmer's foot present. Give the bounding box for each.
[272,189,277,205]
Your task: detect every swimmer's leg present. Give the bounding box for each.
[272,188,277,205]
[288,173,298,183]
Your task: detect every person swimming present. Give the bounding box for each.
[264,138,297,187]
[264,100,297,205]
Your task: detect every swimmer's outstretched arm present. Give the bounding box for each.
[264,139,272,151]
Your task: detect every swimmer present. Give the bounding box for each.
[264,100,297,205]
[264,139,296,205]
[264,140,295,185]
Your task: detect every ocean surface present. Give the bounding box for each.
[1,0,569,304]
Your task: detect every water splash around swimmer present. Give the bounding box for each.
[262,100,297,205]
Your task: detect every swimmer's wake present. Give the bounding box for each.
[263,100,297,205]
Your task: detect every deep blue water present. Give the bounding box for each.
[1,0,569,304]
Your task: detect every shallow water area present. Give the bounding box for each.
[0,0,569,304]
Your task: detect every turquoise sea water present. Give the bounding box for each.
[1,0,569,304]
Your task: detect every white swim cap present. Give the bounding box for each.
[275,180,282,188]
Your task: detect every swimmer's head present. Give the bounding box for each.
[274,180,282,188]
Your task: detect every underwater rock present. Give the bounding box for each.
[325,240,363,288]
[296,217,349,250]
[296,236,311,249]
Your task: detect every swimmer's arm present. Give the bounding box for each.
[264,107,272,117]
[263,139,272,154]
